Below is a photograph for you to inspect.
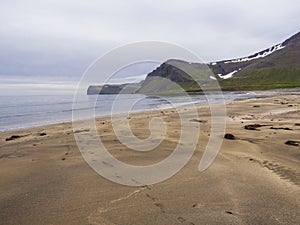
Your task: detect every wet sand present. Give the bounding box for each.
[0,95,299,225]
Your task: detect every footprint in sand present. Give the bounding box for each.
[247,157,299,185]
[145,193,165,213]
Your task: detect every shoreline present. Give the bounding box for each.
[0,94,268,134]
[2,89,299,133]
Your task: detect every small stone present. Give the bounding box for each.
[285,140,299,146]
[244,124,264,131]
[224,133,235,140]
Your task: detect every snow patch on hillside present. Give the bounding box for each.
[209,75,217,80]
[224,43,285,64]
[218,70,238,79]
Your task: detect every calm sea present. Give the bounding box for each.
[0,92,267,132]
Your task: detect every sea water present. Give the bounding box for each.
[0,92,267,132]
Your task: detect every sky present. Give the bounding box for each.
[0,0,299,95]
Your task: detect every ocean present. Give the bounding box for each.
[0,92,268,132]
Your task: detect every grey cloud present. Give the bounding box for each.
[0,0,299,79]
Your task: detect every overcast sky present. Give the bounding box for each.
[0,0,299,95]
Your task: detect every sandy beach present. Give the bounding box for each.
[0,94,299,225]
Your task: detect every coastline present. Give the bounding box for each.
[0,94,299,224]
[1,88,298,133]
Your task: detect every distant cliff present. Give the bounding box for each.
[87,83,142,95]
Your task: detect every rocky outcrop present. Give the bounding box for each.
[87,83,142,95]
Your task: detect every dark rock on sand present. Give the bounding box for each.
[190,119,207,123]
[270,127,292,131]
[5,135,22,141]
[244,124,270,131]
[285,140,299,146]
[224,133,236,140]
[74,129,90,134]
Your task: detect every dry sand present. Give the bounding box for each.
[0,95,299,225]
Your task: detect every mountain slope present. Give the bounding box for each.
[136,59,215,94]
[138,32,300,93]
[213,31,300,90]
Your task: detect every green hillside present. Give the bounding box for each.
[137,32,300,93]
